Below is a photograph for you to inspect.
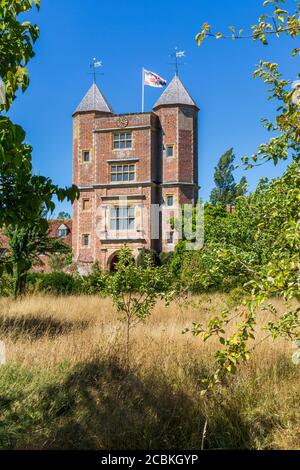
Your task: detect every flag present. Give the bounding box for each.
[91,58,102,68]
[176,51,185,58]
[144,69,167,88]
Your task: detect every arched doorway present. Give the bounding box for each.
[109,252,119,272]
[107,250,136,272]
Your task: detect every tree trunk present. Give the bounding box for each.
[13,264,20,299]
[19,272,27,296]
[13,264,27,298]
[125,318,130,368]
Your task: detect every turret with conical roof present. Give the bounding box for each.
[72,81,114,198]
[153,75,199,244]
[73,82,113,115]
[153,75,198,110]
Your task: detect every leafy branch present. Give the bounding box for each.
[196,1,300,51]
[195,0,300,168]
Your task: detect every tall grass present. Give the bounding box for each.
[0,294,299,449]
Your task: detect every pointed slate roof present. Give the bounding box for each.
[153,75,198,110]
[74,82,113,114]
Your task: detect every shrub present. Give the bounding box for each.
[48,253,73,272]
[136,248,161,267]
[24,271,109,296]
[159,251,174,266]
[27,272,80,295]
[0,273,14,297]
[170,240,187,278]
[79,272,109,295]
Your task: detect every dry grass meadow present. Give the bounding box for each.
[0,294,299,450]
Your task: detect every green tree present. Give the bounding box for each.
[48,251,72,273]
[5,207,70,298]
[0,0,40,112]
[57,211,71,220]
[190,162,300,387]
[0,1,78,228]
[193,0,300,390]
[210,148,247,206]
[136,248,161,267]
[0,0,78,297]
[174,200,257,293]
[106,247,173,365]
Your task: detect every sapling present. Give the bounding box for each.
[106,247,173,366]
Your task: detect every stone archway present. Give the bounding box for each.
[107,251,120,272]
[107,249,137,272]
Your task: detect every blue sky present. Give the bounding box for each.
[9,0,298,216]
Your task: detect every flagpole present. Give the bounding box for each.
[142,67,145,113]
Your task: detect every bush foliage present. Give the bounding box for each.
[172,162,299,296]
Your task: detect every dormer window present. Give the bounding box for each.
[57,224,69,238]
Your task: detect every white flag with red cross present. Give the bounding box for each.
[144,69,167,88]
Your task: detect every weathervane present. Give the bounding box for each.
[169,47,186,76]
[90,57,103,83]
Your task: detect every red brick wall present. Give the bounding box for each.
[155,105,198,187]
[73,112,95,188]
[155,106,178,183]
[93,113,157,185]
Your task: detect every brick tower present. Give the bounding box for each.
[72,75,199,272]
[153,74,199,251]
